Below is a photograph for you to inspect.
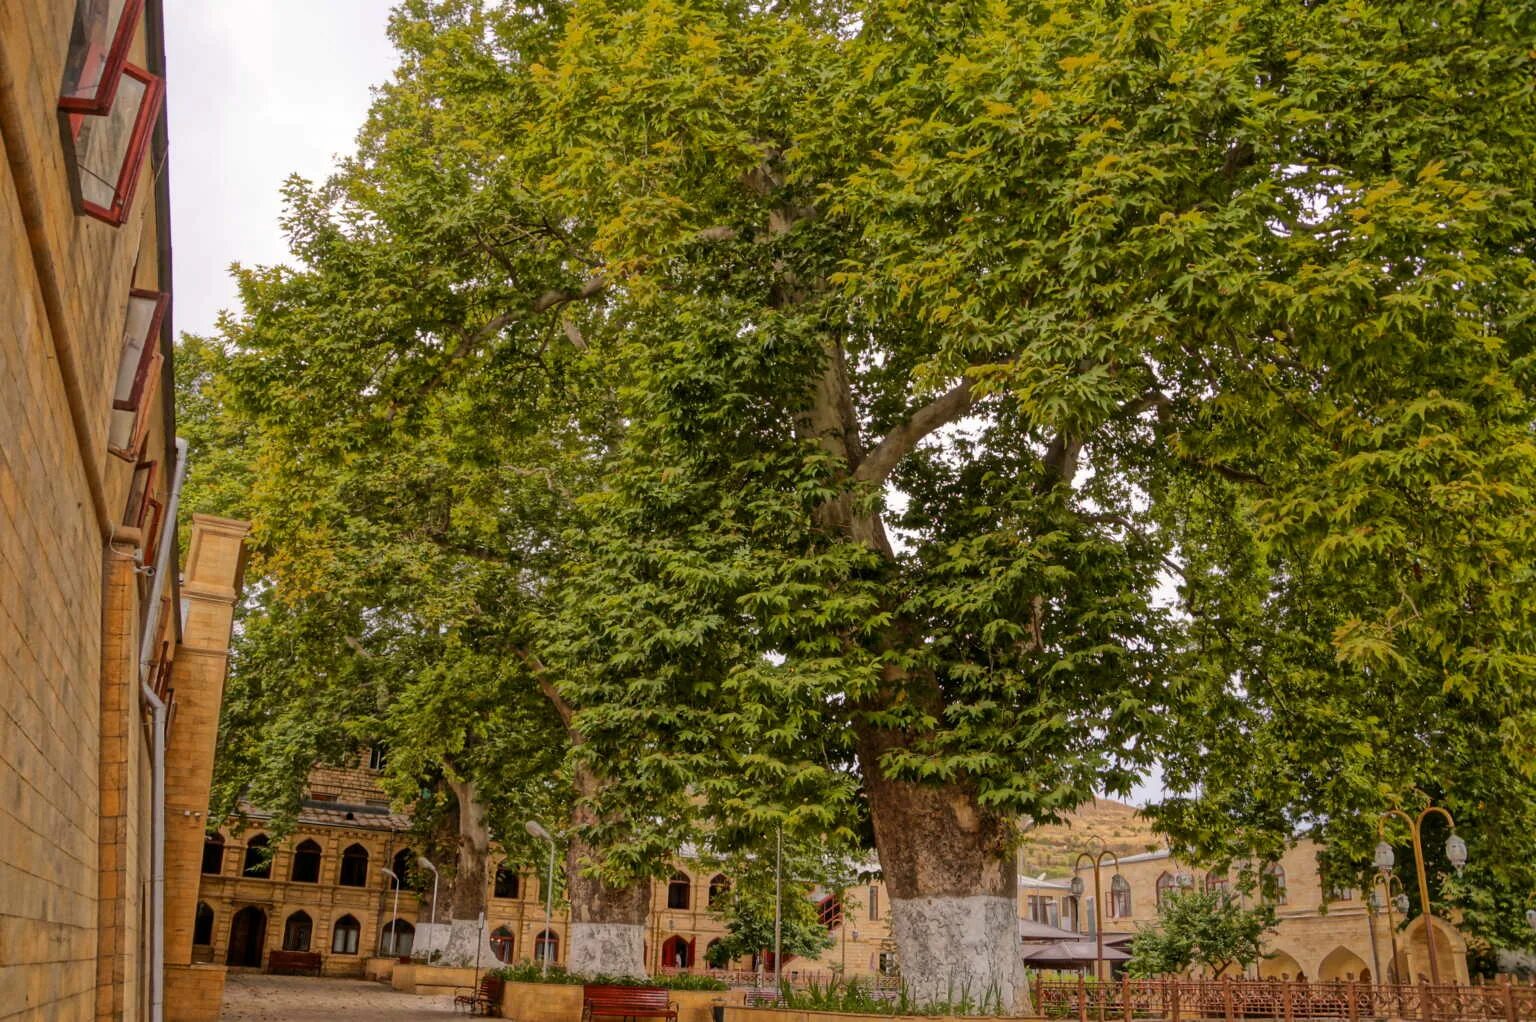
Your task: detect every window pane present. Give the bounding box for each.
[74,70,145,211]
[61,0,130,103]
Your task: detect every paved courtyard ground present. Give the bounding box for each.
[219,973,461,1020]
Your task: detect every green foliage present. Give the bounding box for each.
[701,841,841,969]
[186,0,1536,960]
[782,974,1005,1016]
[489,962,726,990]
[1125,890,1277,978]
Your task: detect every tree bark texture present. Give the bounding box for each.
[564,763,651,977]
[440,775,495,966]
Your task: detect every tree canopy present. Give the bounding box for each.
[185,0,1536,994]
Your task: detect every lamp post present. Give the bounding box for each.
[417,856,440,951]
[1369,871,1410,1015]
[774,823,783,996]
[526,820,556,977]
[1375,805,1466,985]
[379,867,403,956]
[1072,838,1122,1001]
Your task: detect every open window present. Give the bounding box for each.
[123,460,156,531]
[109,289,167,460]
[59,0,146,114]
[64,63,163,225]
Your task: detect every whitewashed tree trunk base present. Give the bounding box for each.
[438,918,496,967]
[568,922,647,978]
[889,895,1025,1012]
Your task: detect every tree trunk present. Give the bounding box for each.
[855,720,1026,1012]
[440,775,494,966]
[564,763,651,977]
[785,292,1031,1008]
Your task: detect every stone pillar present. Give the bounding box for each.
[163,516,250,1022]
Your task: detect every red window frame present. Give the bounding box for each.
[66,63,163,226]
[58,0,147,115]
[114,289,168,411]
[109,290,165,462]
[124,459,157,529]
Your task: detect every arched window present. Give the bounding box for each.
[338,843,369,887]
[705,937,724,968]
[390,848,413,889]
[534,929,558,964]
[708,874,730,908]
[1205,872,1230,894]
[494,864,520,899]
[331,914,361,954]
[1155,871,1177,906]
[491,926,514,963]
[242,834,271,878]
[290,839,322,883]
[1110,874,1132,918]
[201,834,225,875]
[666,871,691,910]
[382,919,415,956]
[1263,863,1287,905]
[661,934,693,968]
[193,902,215,946]
[282,910,312,951]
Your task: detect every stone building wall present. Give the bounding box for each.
[2,5,247,1019]
[1066,840,1471,985]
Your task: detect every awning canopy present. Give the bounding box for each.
[1021,941,1132,968]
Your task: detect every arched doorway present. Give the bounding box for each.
[1258,949,1302,980]
[661,935,694,969]
[226,906,267,967]
[1319,946,1371,982]
[1402,915,1469,984]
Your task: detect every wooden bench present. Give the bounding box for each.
[453,975,501,1016]
[582,984,678,1022]
[266,949,322,976]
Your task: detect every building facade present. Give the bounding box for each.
[1064,842,1471,985]
[1,2,249,1018]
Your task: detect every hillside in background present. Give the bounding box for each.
[1017,798,1165,878]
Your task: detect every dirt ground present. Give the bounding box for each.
[218,973,463,1020]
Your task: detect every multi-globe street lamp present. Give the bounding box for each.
[1374,805,1466,985]
[1071,839,1122,995]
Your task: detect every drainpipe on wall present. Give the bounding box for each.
[139,437,188,1022]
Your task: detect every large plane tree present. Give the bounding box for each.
[200,0,1536,1002]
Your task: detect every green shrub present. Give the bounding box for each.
[489,962,726,991]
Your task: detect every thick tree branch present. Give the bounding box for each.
[533,273,607,313]
[853,379,977,485]
[514,647,577,736]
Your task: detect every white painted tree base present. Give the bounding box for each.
[435,918,498,967]
[568,922,647,978]
[890,895,1026,1012]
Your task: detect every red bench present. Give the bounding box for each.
[266,949,322,976]
[582,984,678,1022]
[454,974,502,1016]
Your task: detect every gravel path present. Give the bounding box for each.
[219,973,462,1020]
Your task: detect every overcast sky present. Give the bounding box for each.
[164,1,398,338]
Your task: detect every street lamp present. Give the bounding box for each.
[1072,837,1121,1011]
[417,856,440,943]
[526,820,557,977]
[1377,804,1465,985]
[1369,870,1410,1012]
[379,867,403,956]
